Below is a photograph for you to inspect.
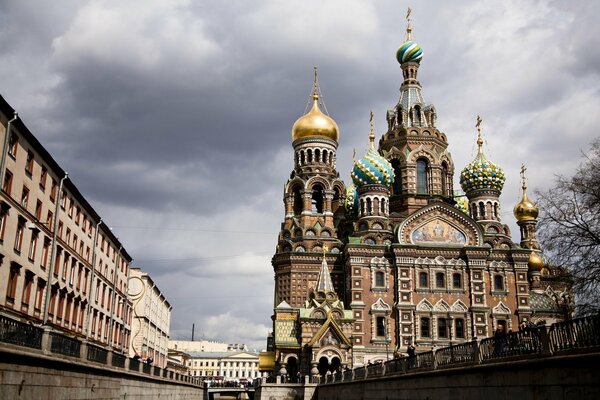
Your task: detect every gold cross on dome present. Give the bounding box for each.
[323,245,329,258]
[406,7,412,41]
[476,115,482,134]
[369,111,375,148]
[520,163,527,189]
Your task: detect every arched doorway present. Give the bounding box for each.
[287,357,299,382]
[318,357,329,376]
[329,357,341,373]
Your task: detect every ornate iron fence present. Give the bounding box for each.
[0,315,43,349]
[129,357,141,371]
[50,333,81,357]
[435,341,477,367]
[383,357,407,374]
[549,313,600,352]
[480,329,542,361]
[87,344,108,364]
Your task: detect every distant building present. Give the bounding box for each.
[169,339,228,353]
[167,348,191,375]
[0,95,133,351]
[128,268,172,368]
[186,351,259,381]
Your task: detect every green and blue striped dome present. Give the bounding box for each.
[396,40,423,64]
[351,148,394,188]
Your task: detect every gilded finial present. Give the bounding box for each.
[406,7,412,41]
[475,115,484,156]
[322,245,329,259]
[352,148,356,162]
[312,66,319,101]
[520,163,527,191]
[369,111,375,149]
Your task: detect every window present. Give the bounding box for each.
[311,185,324,214]
[25,150,34,175]
[494,275,504,291]
[68,199,74,218]
[28,233,38,261]
[21,271,34,309]
[6,265,20,304]
[8,132,18,157]
[75,207,81,225]
[53,248,61,277]
[50,179,58,202]
[392,159,403,194]
[436,272,445,288]
[438,318,448,338]
[14,218,25,252]
[3,169,13,194]
[60,190,67,209]
[34,280,45,312]
[420,317,430,338]
[455,318,465,338]
[376,316,386,337]
[441,162,449,197]
[375,271,385,287]
[0,212,6,241]
[416,158,429,194]
[35,200,42,220]
[453,273,462,289]
[41,238,50,269]
[21,186,29,208]
[46,210,53,227]
[40,166,47,190]
[419,272,428,288]
[66,228,71,243]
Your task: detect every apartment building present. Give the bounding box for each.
[128,268,172,368]
[0,95,133,351]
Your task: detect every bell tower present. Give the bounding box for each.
[379,10,455,216]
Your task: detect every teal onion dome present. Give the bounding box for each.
[345,184,358,213]
[396,41,423,64]
[351,147,395,188]
[460,151,505,194]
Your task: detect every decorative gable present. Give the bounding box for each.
[397,203,484,246]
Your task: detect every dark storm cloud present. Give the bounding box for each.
[1,0,599,349]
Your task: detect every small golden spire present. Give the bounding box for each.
[369,111,375,149]
[312,66,319,101]
[352,148,356,163]
[322,245,329,260]
[520,163,527,191]
[476,115,484,156]
[406,7,412,41]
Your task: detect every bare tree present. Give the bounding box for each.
[536,138,600,316]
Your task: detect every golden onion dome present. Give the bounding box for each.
[291,94,339,142]
[528,251,544,271]
[513,165,539,221]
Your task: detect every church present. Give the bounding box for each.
[263,14,572,378]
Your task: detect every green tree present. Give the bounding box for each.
[536,138,600,315]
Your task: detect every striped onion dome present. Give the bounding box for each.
[396,40,423,64]
[351,147,394,188]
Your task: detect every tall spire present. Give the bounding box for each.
[406,7,412,41]
[369,110,375,149]
[315,245,335,293]
[476,115,484,158]
[311,66,319,101]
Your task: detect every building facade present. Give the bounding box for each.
[268,16,572,375]
[0,95,133,351]
[186,351,259,381]
[169,339,229,353]
[128,268,172,367]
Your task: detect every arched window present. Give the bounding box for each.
[416,159,429,194]
[376,317,386,337]
[479,202,485,219]
[307,149,313,163]
[311,184,324,214]
[420,317,430,338]
[331,187,341,214]
[435,272,445,288]
[453,273,462,289]
[375,271,384,287]
[494,275,504,291]
[419,272,428,288]
[366,198,372,215]
[494,203,499,219]
[315,149,321,163]
[323,150,328,164]
[300,150,305,165]
[392,159,403,194]
[293,186,303,215]
[380,198,386,214]
[441,162,449,196]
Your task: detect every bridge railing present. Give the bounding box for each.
[318,313,600,385]
[549,313,600,353]
[0,314,202,387]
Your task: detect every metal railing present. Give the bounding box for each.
[112,352,126,368]
[549,313,600,352]
[50,333,81,357]
[0,315,43,349]
[317,313,600,386]
[129,357,141,371]
[87,344,108,364]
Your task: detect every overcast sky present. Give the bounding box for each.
[1,0,598,350]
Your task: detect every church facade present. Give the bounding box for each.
[266,18,572,377]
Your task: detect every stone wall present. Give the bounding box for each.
[254,382,317,400]
[0,346,203,400]
[316,352,600,400]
